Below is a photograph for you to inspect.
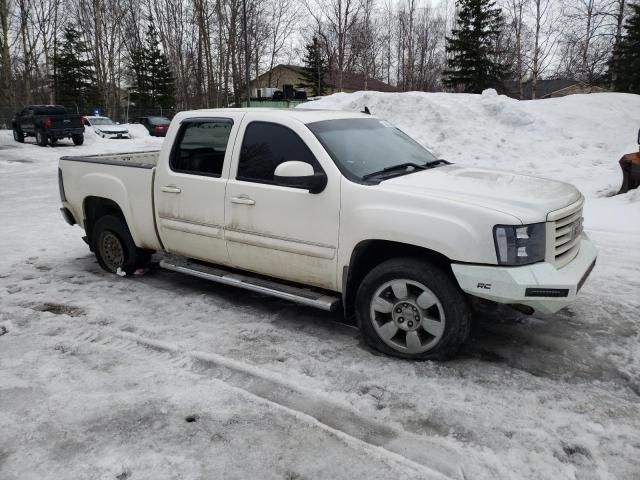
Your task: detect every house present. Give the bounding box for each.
[503,78,609,100]
[250,64,396,98]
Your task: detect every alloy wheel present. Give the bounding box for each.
[369,279,446,354]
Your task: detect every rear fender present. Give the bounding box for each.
[79,174,142,245]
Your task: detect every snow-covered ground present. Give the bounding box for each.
[1,94,639,480]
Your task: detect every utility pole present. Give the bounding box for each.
[243,0,251,107]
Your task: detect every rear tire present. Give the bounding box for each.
[355,258,471,360]
[36,129,48,147]
[91,215,152,275]
[72,133,84,145]
[13,127,24,143]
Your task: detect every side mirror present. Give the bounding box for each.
[274,161,327,194]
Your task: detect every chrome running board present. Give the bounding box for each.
[159,256,341,312]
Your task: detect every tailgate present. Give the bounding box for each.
[50,115,83,129]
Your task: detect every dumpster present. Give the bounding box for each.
[618,128,640,194]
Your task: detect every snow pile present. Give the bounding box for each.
[302,90,640,231]
[1,96,639,480]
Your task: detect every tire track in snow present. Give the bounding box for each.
[66,326,483,480]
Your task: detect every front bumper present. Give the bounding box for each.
[451,234,597,314]
[100,131,130,138]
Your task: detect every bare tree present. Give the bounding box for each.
[529,0,559,98]
[502,0,528,98]
[0,0,11,107]
[305,0,362,91]
[265,0,299,87]
[560,0,613,82]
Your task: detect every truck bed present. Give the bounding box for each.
[59,151,160,169]
[59,150,163,251]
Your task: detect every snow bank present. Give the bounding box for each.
[301,90,640,232]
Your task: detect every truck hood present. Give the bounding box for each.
[94,125,129,133]
[381,165,581,223]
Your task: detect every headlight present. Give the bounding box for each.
[493,223,545,265]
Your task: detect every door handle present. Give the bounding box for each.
[160,185,181,194]
[231,196,256,205]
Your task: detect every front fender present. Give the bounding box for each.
[338,181,520,277]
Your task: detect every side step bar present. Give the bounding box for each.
[159,256,341,312]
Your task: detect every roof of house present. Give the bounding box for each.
[503,78,577,99]
[503,78,608,99]
[279,64,397,93]
[543,83,609,97]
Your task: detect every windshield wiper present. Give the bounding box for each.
[362,160,449,180]
[424,159,450,168]
[362,162,425,180]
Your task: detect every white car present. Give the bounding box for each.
[57,108,597,360]
[84,116,130,139]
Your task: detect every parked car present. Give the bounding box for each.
[12,105,84,146]
[136,116,171,137]
[58,109,597,360]
[84,116,130,139]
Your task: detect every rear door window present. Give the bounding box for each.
[170,119,233,177]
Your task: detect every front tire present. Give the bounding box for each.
[36,129,48,146]
[91,215,151,275]
[13,127,24,143]
[355,258,471,360]
[72,133,84,145]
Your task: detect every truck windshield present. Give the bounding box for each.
[89,118,114,125]
[307,118,439,181]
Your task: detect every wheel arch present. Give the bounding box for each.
[83,196,127,246]
[342,239,454,319]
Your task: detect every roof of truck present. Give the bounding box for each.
[176,108,372,124]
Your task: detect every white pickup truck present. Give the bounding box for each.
[58,108,597,360]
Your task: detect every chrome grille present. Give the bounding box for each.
[546,199,584,269]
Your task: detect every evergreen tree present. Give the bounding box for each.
[609,2,640,94]
[53,24,99,111]
[298,37,329,96]
[128,23,175,110]
[443,0,507,93]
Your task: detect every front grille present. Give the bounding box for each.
[546,199,584,268]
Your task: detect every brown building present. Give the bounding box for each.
[250,64,397,98]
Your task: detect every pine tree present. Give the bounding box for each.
[443,0,507,93]
[128,44,150,107]
[128,23,175,110]
[298,37,329,96]
[53,24,99,111]
[610,3,640,94]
